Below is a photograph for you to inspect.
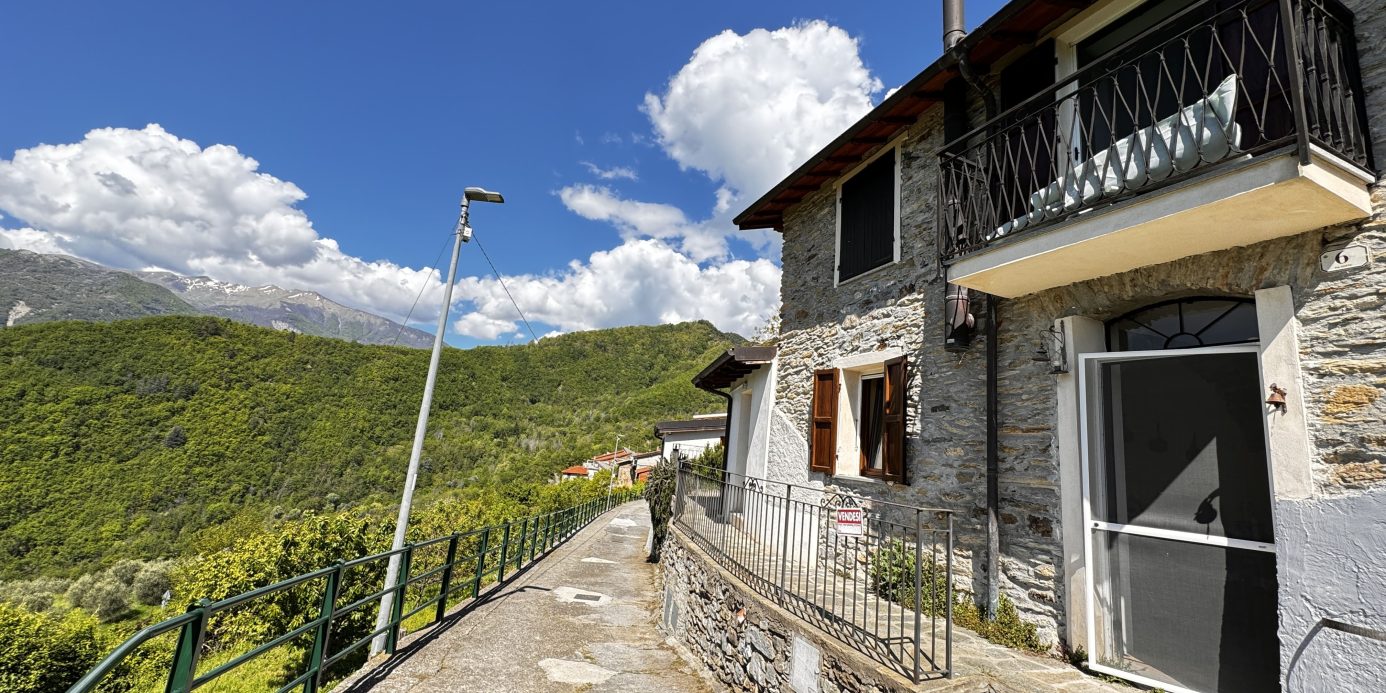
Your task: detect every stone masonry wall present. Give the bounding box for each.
[767,0,1386,655]
[661,529,914,693]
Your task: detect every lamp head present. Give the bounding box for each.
[463,187,505,204]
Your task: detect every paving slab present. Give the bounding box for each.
[335,502,711,693]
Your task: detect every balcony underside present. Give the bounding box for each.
[946,147,1373,298]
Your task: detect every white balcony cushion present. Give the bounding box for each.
[993,75,1241,240]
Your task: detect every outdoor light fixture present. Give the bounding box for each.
[1266,383,1288,411]
[373,185,505,656]
[456,188,505,243]
[944,283,975,352]
[464,186,505,204]
[1032,323,1069,374]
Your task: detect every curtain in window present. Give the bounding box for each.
[860,377,885,473]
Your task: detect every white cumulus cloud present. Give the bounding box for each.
[0,125,450,323]
[643,20,882,207]
[0,125,782,341]
[558,20,882,263]
[451,238,780,339]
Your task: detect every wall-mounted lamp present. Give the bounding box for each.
[1266,383,1288,411]
[944,283,975,352]
[1032,323,1068,374]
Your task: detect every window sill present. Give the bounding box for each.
[835,258,900,288]
[831,474,899,487]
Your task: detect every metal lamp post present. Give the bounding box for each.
[371,187,504,655]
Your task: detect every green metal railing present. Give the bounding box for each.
[68,489,642,693]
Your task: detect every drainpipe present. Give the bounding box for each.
[984,295,1001,618]
[944,0,1003,620]
[697,385,734,472]
[943,0,966,51]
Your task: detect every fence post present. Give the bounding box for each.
[387,544,414,655]
[945,511,954,679]
[1277,0,1313,166]
[307,562,342,692]
[497,523,512,583]
[472,527,491,600]
[778,483,792,589]
[913,509,924,684]
[672,460,684,524]
[515,517,529,571]
[164,598,210,693]
[435,533,460,624]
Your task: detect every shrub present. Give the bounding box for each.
[65,574,99,610]
[0,588,52,613]
[87,579,130,623]
[644,457,677,563]
[0,577,69,613]
[868,539,1044,653]
[132,561,173,606]
[108,559,142,587]
[0,603,102,693]
[163,425,187,448]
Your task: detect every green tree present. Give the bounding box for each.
[0,603,103,693]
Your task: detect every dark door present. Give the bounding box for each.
[1083,347,1278,693]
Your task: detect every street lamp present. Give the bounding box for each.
[371,186,504,655]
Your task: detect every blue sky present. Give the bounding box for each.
[0,1,1003,346]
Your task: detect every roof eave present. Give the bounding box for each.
[732,0,1091,232]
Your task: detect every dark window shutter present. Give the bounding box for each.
[809,368,839,474]
[882,356,908,483]
[839,149,896,281]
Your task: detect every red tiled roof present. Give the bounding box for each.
[561,465,590,476]
[590,448,637,463]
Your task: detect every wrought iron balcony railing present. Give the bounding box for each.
[938,0,1374,262]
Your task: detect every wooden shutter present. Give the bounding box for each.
[882,356,908,483]
[839,150,896,281]
[809,368,839,474]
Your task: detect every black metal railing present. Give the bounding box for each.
[938,0,1374,261]
[673,462,954,682]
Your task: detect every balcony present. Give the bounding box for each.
[937,0,1375,298]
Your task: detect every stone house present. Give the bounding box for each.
[700,0,1386,690]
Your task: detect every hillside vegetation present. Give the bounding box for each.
[0,249,198,325]
[0,315,735,579]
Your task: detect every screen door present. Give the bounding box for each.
[1080,346,1278,693]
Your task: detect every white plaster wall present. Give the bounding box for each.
[741,360,778,480]
[662,431,722,461]
[1277,489,1386,692]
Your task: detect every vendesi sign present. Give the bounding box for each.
[835,507,864,536]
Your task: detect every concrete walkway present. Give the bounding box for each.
[335,502,711,693]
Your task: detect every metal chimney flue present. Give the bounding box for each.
[944,0,966,50]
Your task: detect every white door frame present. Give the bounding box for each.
[1078,343,1276,692]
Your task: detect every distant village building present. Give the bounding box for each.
[653,413,728,461]
[560,447,659,486]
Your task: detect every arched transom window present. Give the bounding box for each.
[1106,297,1257,351]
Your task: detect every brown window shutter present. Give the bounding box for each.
[809,368,839,474]
[882,356,908,483]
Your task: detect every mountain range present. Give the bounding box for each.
[0,249,434,347]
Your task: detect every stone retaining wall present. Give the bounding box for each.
[659,528,915,693]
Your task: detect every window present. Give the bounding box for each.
[808,355,907,483]
[837,146,899,282]
[1106,297,1257,351]
[859,375,886,476]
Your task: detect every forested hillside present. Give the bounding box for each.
[0,316,735,579]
